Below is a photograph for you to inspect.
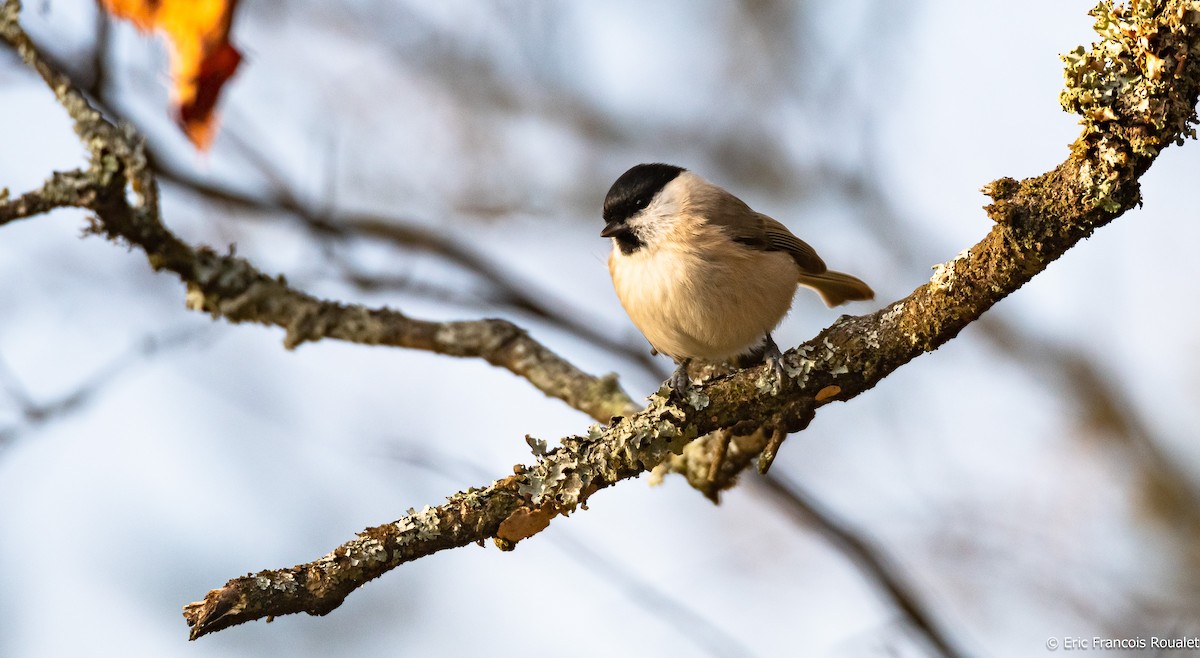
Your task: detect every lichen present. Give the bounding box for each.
[929,248,972,294]
[513,395,693,511]
[864,330,881,349]
[525,435,549,456]
[881,302,905,324]
[268,571,297,592]
[349,538,388,567]
[392,505,441,543]
[683,387,710,410]
[784,345,814,372]
[1060,1,1200,210]
[754,368,782,396]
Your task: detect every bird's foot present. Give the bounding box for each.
[669,359,692,398]
[761,333,785,382]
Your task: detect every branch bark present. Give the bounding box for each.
[179,1,1200,638]
[0,2,637,425]
[4,0,1199,644]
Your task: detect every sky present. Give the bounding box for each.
[2,1,1199,657]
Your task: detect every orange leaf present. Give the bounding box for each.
[102,0,242,150]
[815,385,842,402]
[496,504,564,544]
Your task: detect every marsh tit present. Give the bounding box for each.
[602,163,874,394]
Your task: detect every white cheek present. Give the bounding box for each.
[627,197,683,246]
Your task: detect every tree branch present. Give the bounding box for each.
[0,0,638,425]
[0,327,205,449]
[388,444,755,657]
[0,169,95,226]
[176,0,1200,638]
[150,159,663,379]
[5,0,1199,643]
[754,474,965,658]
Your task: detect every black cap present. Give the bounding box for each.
[602,163,686,224]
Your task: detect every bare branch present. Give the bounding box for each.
[5,0,1200,643]
[152,160,662,379]
[754,474,966,658]
[807,107,1200,547]
[178,0,1200,637]
[0,3,639,424]
[0,169,94,226]
[823,110,1200,540]
[0,326,205,449]
[978,318,1200,538]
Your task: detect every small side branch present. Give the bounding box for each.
[0,3,638,424]
[0,169,94,226]
[756,473,966,658]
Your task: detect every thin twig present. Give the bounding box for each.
[0,169,94,226]
[757,428,785,475]
[754,473,967,658]
[0,326,207,449]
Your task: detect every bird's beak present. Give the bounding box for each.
[600,220,623,238]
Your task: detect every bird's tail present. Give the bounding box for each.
[798,270,874,307]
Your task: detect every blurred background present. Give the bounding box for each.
[2,0,1199,656]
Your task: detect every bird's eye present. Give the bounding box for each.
[636,197,647,208]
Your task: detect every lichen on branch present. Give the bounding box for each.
[1060,0,1200,210]
[5,0,1200,644]
[181,0,1200,637]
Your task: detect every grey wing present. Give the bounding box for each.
[755,213,827,274]
[702,185,827,273]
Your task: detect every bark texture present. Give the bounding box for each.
[3,0,1199,642]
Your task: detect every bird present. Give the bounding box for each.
[601,163,874,395]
